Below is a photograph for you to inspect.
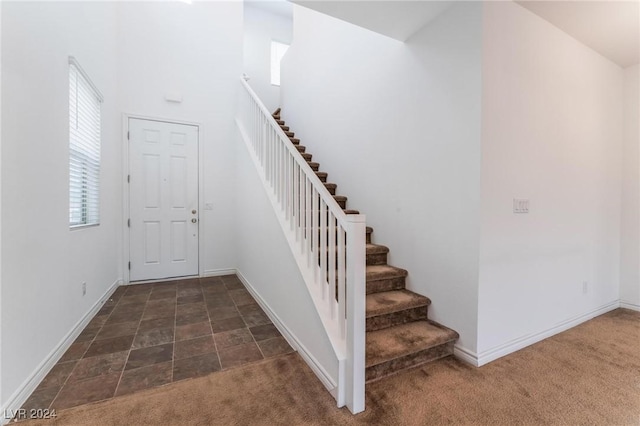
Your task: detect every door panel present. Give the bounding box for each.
[129,118,199,281]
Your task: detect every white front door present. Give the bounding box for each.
[128,118,199,281]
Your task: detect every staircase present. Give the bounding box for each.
[272,108,459,383]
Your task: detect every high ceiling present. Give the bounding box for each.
[254,0,639,68]
[516,1,639,68]
[291,1,454,41]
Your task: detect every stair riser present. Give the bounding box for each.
[308,162,319,171]
[365,341,455,383]
[335,199,346,209]
[366,306,428,332]
[366,276,405,294]
[315,174,327,183]
[366,252,387,266]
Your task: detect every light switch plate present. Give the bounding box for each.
[513,198,529,214]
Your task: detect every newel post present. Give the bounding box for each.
[345,214,366,414]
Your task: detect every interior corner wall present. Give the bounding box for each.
[243,5,292,113]
[281,2,483,354]
[621,64,640,310]
[116,1,243,277]
[234,133,338,385]
[1,1,120,410]
[478,1,624,363]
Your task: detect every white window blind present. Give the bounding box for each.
[270,40,289,86]
[69,58,102,228]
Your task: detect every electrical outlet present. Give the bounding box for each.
[82,282,87,296]
[582,281,588,295]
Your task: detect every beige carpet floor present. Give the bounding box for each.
[20,308,640,425]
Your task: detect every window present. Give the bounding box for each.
[69,57,102,228]
[270,40,290,86]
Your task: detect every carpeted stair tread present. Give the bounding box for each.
[302,153,312,161]
[280,125,290,131]
[285,131,295,137]
[365,320,458,368]
[315,172,328,182]
[333,195,347,209]
[308,162,320,171]
[366,244,390,266]
[366,243,388,256]
[366,290,430,318]
[366,244,389,256]
[290,137,300,144]
[366,264,406,281]
[296,145,306,153]
[344,209,360,214]
[324,183,337,195]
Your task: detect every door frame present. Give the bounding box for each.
[122,113,204,285]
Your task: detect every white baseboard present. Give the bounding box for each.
[620,300,640,312]
[475,300,620,367]
[235,269,338,397]
[453,345,479,367]
[1,279,122,425]
[202,268,237,278]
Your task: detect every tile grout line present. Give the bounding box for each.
[232,286,266,360]
[227,277,267,362]
[201,277,223,373]
[171,283,179,384]
[112,287,151,399]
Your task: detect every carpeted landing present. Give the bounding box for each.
[18,308,640,425]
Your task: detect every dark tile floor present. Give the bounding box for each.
[20,275,294,413]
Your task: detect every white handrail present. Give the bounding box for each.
[236,78,366,414]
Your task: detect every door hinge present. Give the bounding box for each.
[127,174,130,183]
[127,131,130,140]
[127,218,130,227]
[128,262,131,270]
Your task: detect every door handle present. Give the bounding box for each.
[191,218,197,223]
[192,210,197,214]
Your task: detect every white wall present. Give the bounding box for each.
[621,64,640,310]
[281,3,483,353]
[234,133,338,386]
[1,1,120,408]
[117,1,243,277]
[478,1,624,362]
[0,0,4,408]
[244,5,292,112]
